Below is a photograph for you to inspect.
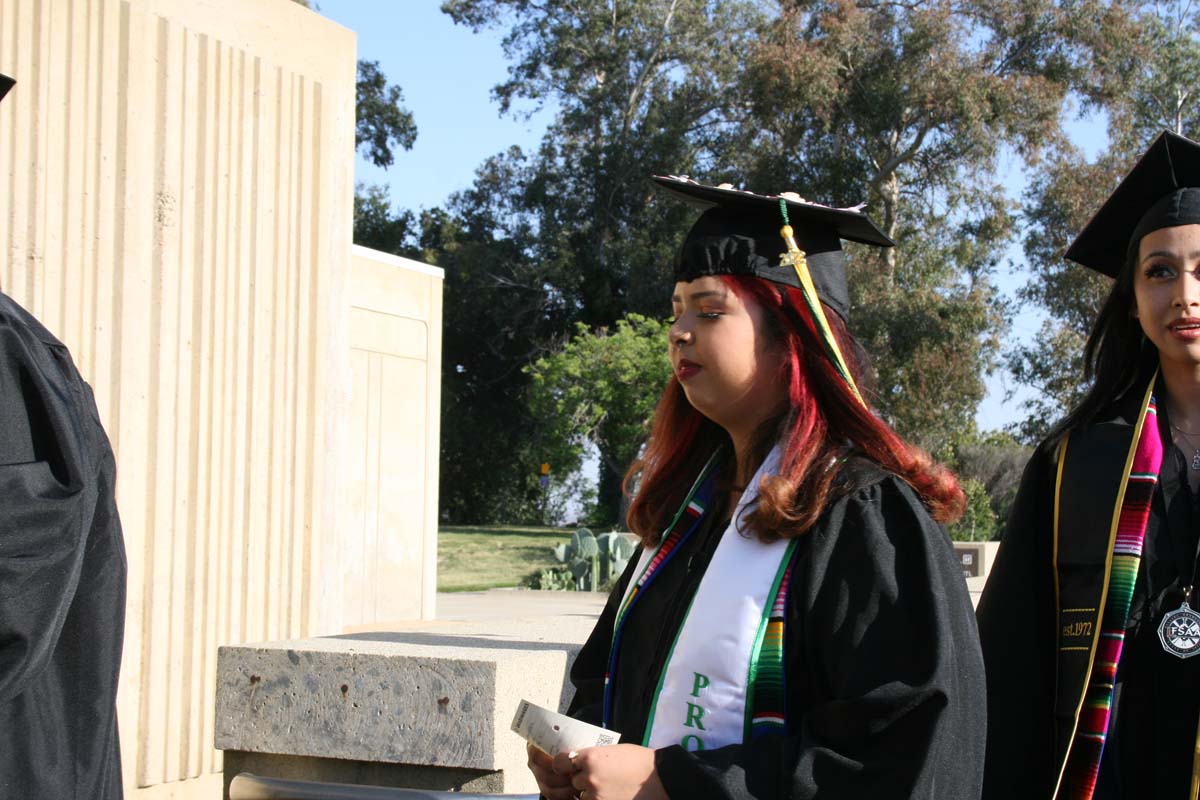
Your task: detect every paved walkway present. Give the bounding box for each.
[340,589,608,646]
[431,579,983,629]
[436,588,609,623]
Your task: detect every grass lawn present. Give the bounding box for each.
[437,524,574,592]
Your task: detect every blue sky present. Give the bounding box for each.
[316,0,1110,434]
[317,1,554,211]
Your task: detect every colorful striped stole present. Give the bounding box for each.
[746,541,799,740]
[603,466,715,729]
[1060,393,1163,799]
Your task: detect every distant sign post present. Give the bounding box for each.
[540,463,551,524]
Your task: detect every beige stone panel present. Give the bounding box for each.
[345,346,377,622]
[345,248,443,626]
[350,306,428,360]
[376,354,431,620]
[130,772,225,800]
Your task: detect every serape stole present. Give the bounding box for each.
[603,463,716,729]
[1059,392,1163,800]
[747,543,798,740]
[604,455,798,741]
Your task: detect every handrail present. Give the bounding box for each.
[229,773,541,800]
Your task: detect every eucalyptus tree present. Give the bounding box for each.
[1012,0,1200,440]
[441,0,767,521]
[730,0,1089,453]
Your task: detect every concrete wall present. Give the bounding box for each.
[0,0,357,796]
[346,246,443,625]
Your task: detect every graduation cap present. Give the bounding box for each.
[652,175,893,321]
[1065,131,1200,277]
[0,73,12,104]
[653,175,893,406]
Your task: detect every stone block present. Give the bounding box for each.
[216,618,590,794]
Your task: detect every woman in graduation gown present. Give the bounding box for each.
[527,177,986,800]
[978,131,1200,800]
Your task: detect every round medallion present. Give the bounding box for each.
[1158,601,1200,658]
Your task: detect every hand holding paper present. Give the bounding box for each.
[510,699,618,755]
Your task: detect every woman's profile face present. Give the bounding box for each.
[668,276,787,436]
[1134,223,1200,371]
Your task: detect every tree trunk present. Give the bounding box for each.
[883,170,900,284]
[596,459,625,527]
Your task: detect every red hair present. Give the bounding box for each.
[624,274,964,544]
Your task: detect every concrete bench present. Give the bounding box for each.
[216,601,601,798]
[229,773,538,799]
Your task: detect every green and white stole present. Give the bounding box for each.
[607,444,797,751]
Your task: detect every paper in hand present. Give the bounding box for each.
[510,699,619,755]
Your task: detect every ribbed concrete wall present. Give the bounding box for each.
[0,0,356,795]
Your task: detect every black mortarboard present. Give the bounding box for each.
[651,175,893,321]
[0,74,12,104]
[1065,131,1200,277]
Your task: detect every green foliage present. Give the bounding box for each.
[1006,146,1120,440]
[443,0,764,319]
[426,188,568,524]
[538,528,637,591]
[523,566,575,591]
[356,60,418,169]
[851,202,1011,456]
[526,315,672,523]
[947,478,1000,542]
[952,432,1033,531]
[729,0,1084,452]
[440,0,766,518]
[1080,1,1200,151]
[354,184,420,257]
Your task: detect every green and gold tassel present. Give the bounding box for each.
[777,199,865,407]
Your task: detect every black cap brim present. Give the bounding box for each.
[0,74,13,104]
[1065,131,1200,277]
[651,175,894,248]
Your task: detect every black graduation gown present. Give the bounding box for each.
[0,292,126,800]
[978,395,1200,800]
[568,462,987,799]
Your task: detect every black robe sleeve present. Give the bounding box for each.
[567,550,642,726]
[975,442,1059,800]
[0,294,126,800]
[571,473,987,800]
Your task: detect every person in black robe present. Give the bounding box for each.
[0,72,127,800]
[527,177,985,800]
[978,131,1200,800]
